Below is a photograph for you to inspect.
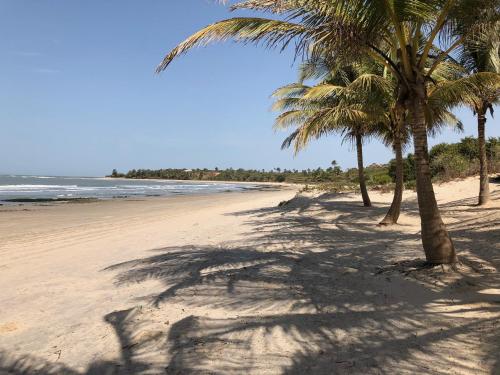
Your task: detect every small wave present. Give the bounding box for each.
[0,184,79,191]
[0,177,257,201]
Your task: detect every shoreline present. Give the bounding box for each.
[0,177,294,207]
[0,188,298,226]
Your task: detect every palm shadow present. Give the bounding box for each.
[105,194,499,373]
[1,192,498,374]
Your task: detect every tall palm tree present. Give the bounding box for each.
[460,24,500,205]
[297,57,404,220]
[273,64,385,207]
[157,0,499,264]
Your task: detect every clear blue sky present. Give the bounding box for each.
[1,1,498,176]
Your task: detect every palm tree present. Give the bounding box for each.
[157,1,499,264]
[376,110,409,226]
[460,24,500,205]
[297,57,402,217]
[352,126,372,207]
[273,64,389,207]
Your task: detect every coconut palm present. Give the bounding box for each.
[157,0,499,264]
[352,125,372,207]
[273,64,386,206]
[459,24,500,205]
[296,57,404,220]
[376,112,409,226]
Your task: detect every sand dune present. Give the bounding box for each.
[0,178,498,374]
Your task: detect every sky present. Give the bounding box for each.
[1,1,498,177]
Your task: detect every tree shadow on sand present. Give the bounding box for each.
[1,192,499,374]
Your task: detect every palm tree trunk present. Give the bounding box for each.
[409,95,456,264]
[380,129,403,225]
[356,133,371,207]
[477,109,490,206]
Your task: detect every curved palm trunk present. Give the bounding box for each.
[356,133,371,207]
[477,109,490,206]
[409,94,456,264]
[380,129,403,225]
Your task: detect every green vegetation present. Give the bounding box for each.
[389,137,500,183]
[110,166,369,184]
[429,137,500,180]
[110,137,499,188]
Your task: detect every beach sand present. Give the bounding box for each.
[0,178,498,374]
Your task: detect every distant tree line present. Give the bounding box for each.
[109,166,344,184]
[110,137,499,186]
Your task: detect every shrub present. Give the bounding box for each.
[457,137,479,161]
[388,153,416,183]
[487,138,500,172]
[430,143,454,161]
[371,174,393,185]
[404,180,417,191]
[430,151,469,180]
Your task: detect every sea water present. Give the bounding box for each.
[0,175,259,202]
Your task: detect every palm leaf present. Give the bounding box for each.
[156,18,308,72]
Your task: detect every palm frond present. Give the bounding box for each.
[429,71,500,110]
[271,83,310,99]
[156,18,308,72]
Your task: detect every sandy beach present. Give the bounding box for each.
[0,178,499,374]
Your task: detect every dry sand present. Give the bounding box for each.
[0,178,498,374]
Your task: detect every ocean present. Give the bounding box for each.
[0,175,260,202]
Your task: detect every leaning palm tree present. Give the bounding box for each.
[376,112,410,226]
[157,0,499,264]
